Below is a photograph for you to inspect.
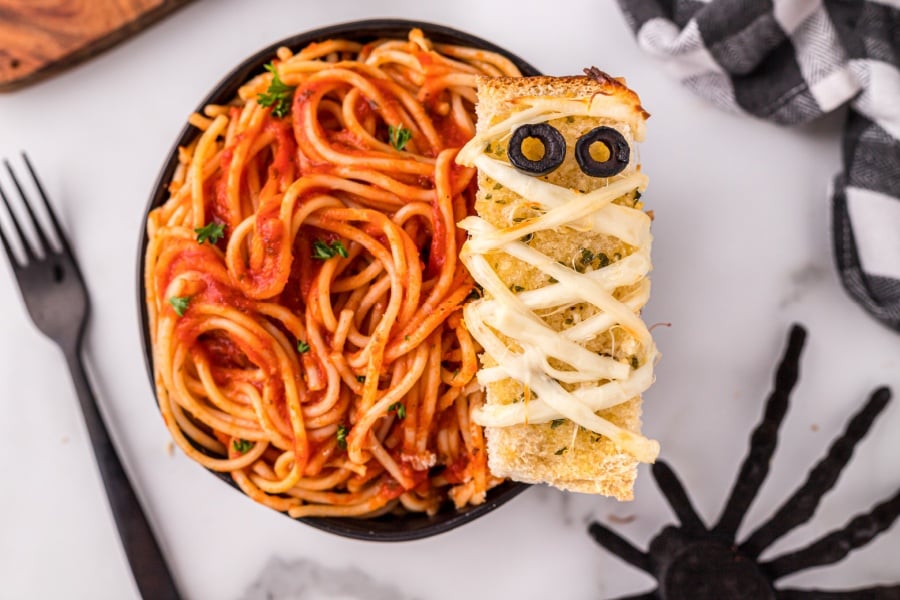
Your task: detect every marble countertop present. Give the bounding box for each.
[1,1,899,598]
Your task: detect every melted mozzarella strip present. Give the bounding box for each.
[457,117,659,463]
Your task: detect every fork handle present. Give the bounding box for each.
[64,348,181,600]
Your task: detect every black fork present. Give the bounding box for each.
[0,154,180,600]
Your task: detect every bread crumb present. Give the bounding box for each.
[608,513,637,524]
[166,441,175,456]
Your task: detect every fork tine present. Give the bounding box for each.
[5,157,54,255]
[0,206,20,267]
[21,153,68,252]
[0,178,35,261]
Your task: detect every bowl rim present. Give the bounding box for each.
[135,18,538,541]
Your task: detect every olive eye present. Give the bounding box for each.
[574,126,629,177]
[508,123,566,176]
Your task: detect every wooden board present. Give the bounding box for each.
[0,0,194,92]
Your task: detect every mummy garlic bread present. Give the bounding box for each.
[456,69,658,499]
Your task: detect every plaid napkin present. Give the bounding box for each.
[617,0,900,331]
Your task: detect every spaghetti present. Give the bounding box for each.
[144,30,521,518]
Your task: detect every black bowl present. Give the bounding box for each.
[136,19,538,541]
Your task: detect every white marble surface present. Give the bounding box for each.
[1,1,899,599]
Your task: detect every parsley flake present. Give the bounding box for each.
[194,222,224,245]
[580,247,595,266]
[232,439,254,454]
[388,402,406,419]
[336,424,348,449]
[312,239,349,260]
[257,63,296,118]
[332,240,349,258]
[388,124,412,151]
[168,296,191,317]
[297,340,310,353]
[550,419,566,429]
[554,446,568,456]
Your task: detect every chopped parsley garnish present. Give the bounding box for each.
[332,240,349,258]
[297,340,310,353]
[232,439,254,454]
[597,252,610,268]
[336,424,348,449]
[493,183,503,190]
[566,115,575,123]
[554,446,568,455]
[388,402,406,419]
[634,190,643,200]
[550,419,566,429]
[467,285,483,301]
[511,284,525,292]
[580,248,594,265]
[257,63,296,118]
[168,296,191,317]
[485,193,493,200]
[579,248,610,269]
[312,239,348,260]
[356,375,366,383]
[630,356,640,369]
[388,124,412,150]
[194,222,224,245]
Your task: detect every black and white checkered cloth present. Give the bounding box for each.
[617,0,900,330]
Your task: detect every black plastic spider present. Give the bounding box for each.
[590,325,900,599]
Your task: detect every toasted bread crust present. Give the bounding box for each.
[472,74,650,500]
[476,73,650,123]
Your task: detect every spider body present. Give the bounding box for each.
[652,529,775,600]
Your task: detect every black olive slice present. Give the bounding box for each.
[574,126,629,177]
[507,123,566,176]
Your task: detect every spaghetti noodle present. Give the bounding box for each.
[144,30,521,518]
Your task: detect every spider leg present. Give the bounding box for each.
[652,461,706,534]
[740,387,891,558]
[776,585,900,599]
[762,487,900,579]
[588,522,652,574]
[712,325,806,540]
